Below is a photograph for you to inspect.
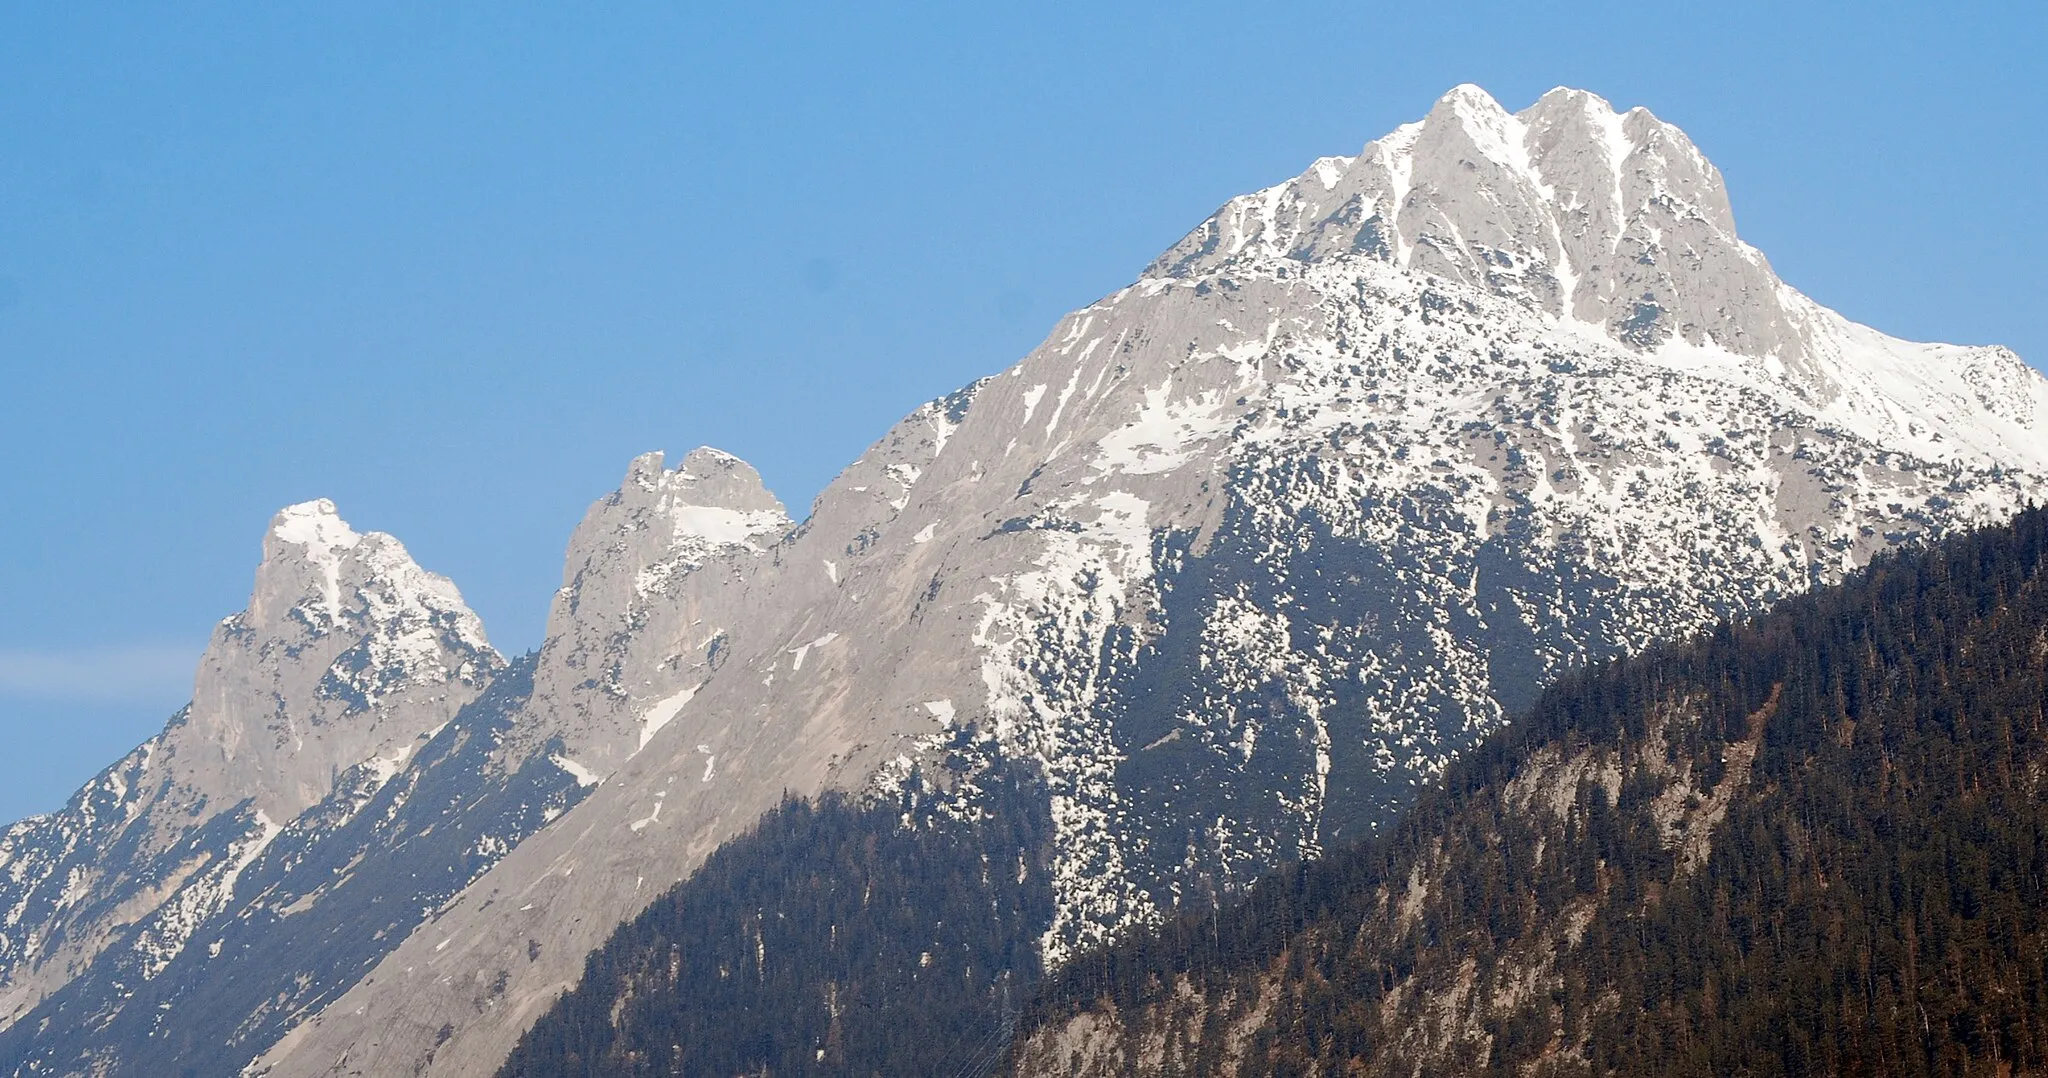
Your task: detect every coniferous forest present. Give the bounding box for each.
[497,765,1053,1078]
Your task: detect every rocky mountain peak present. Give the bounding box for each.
[191,499,500,820]
[265,496,359,556]
[510,449,793,774]
[0,502,500,1030]
[620,446,789,539]
[250,499,492,655]
[571,447,790,594]
[252,498,361,629]
[1146,84,2048,473]
[1152,82,1759,346]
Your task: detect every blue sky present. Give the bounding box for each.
[1,1,2042,820]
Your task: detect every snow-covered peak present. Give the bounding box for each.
[1427,82,1514,135]
[611,448,790,559]
[250,500,492,655]
[1425,83,1533,178]
[1152,83,1748,319]
[1144,84,2048,474]
[269,498,361,554]
[262,499,361,624]
[184,500,498,822]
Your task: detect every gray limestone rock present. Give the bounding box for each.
[504,447,792,776]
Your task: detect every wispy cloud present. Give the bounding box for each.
[0,646,198,703]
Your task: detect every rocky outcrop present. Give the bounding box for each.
[509,447,792,775]
[0,501,498,1030]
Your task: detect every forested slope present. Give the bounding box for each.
[1010,504,2048,1078]
[497,764,1053,1078]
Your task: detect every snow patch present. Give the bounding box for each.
[550,754,601,788]
[637,684,701,752]
[1094,379,1232,475]
[1310,155,1351,190]
[788,632,840,672]
[669,506,789,547]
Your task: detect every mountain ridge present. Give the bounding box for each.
[2,83,2043,1078]
[1154,84,2047,472]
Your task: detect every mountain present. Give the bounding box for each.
[1156,85,2046,473]
[254,84,2042,1078]
[3,84,2044,1076]
[1006,504,2048,1078]
[0,502,508,1064]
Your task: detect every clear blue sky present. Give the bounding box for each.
[2,1,2042,821]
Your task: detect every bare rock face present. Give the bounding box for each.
[188,500,499,822]
[510,448,791,776]
[248,87,2048,1078]
[0,500,498,1029]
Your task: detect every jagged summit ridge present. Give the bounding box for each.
[616,447,791,576]
[254,498,493,655]
[507,447,794,775]
[1151,84,1754,337]
[1152,84,2048,472]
